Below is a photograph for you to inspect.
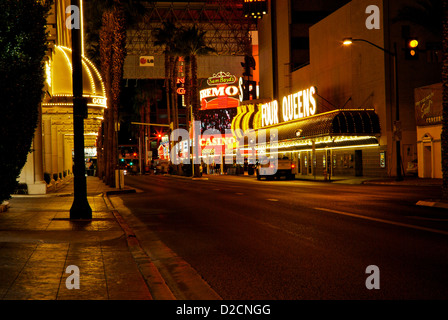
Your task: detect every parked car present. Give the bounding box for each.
[406,159,418,176]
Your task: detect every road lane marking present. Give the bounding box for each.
[267,199,279,202]
[314,207,448,236]
[235,193,244,195]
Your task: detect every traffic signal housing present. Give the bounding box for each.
[405,38,419,60]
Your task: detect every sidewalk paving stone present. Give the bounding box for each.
[0,176,153,300]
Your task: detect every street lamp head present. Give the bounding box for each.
[342,37,353,45]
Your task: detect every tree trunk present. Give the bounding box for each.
[442,0,448,198]
[108,5,126,186]
[191,54,199,118]
[145,99,151,171]
[190,54,201,177]
[96,123,104,179]
[164,51,171,131]
[99,10,113,184]
[171,56,180,131]
[184,56,191,110]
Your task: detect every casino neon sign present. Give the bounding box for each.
[261,86,317,127]
[199,71,240,110]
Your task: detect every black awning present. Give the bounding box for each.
[252,109,381,143]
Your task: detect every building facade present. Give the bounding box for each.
[415,82,443,178]
[233,0,442,179]
[19,0,106,193]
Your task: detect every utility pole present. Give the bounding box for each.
[70,0,92,219]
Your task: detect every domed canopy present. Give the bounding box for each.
[42,45,106,148]
[44,45,106,108]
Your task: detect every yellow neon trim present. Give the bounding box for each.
[56,45,72,71]
[82,55,106,97]
[80,0,85,56]
[259,108,376,130]
[257,144,380,155]
[82,59,96,94]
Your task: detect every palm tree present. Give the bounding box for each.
[153,21,181,134]
[99,5,126,187]
[179,25,216,118]
[87,0,146,186]
[177,25,215,176]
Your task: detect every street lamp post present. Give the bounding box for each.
[70,0,92,219]
[343,38,403,181]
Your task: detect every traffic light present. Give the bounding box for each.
[405,38,419,60]
[133,152,137,158]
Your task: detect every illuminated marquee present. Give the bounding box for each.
[282,86,316,122]
[261,86,317,128]
[200,71,240,110]
[261,100,278,127]
[200,86,239,100]
[200,135,236,148]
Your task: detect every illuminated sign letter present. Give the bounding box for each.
[225,86,239,96]
[297,91,303,119]
[303,89,309,117]
[272,101,279,125]
[282,97,288,122]
[262,100,279,127]
[212,86,225,97]
[288,94,295,120]
[309,86,317,115]
[293,93,298,120]
[261,104,267,127]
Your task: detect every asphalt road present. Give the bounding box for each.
[110,174,448,300]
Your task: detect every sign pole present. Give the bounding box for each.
[70,0,92,219]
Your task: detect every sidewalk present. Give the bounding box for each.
[0,176,172,300]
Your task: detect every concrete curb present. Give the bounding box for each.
[102,193,176,300]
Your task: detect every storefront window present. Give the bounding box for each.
[380,151,386,168]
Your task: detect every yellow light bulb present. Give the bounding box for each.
[409,39,418,48]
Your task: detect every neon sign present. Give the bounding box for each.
[282,86,316,122]
[200,71,240,110]
[200,136,236,148]
[261,86,317,127]
[261,100,279,127]
[200,86,239,100]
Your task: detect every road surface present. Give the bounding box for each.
[108,174,448,299]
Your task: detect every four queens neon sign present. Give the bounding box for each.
[261,86,317,127]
